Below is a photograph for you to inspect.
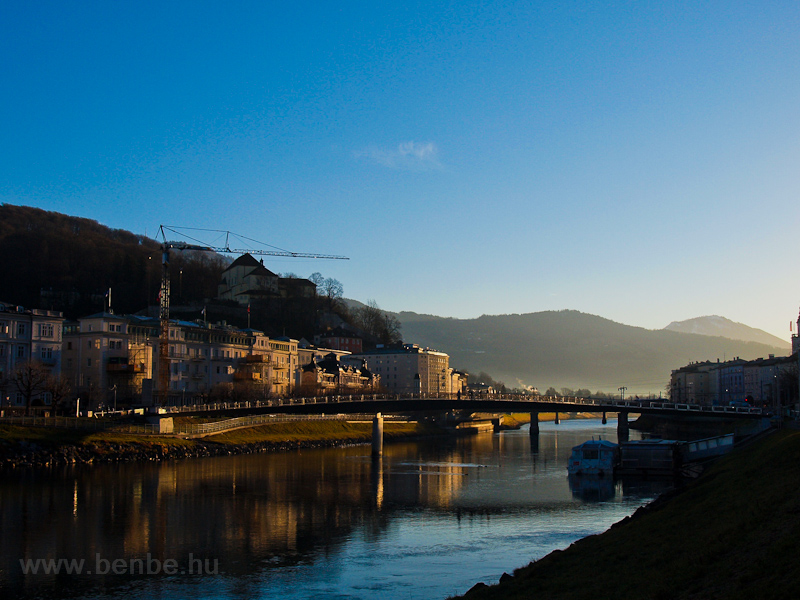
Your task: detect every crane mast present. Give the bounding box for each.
[154,226,348,405]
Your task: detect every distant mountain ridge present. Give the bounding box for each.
[394,310,791,394]
[664,315,790,349]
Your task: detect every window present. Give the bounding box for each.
[0,321,7,334]
[67,341,72,350]
[41,347,53,360]
[39,323,54,338]
[17,323,26,336]
[94,339,100,349]
[16,346,25,358]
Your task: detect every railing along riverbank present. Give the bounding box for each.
[0,413,411,436]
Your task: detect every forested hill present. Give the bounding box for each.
[396,310,791,394]
[0,204,227,317]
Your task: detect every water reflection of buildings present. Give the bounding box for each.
[1,441,476,596]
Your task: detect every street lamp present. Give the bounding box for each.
[110,385,117,412]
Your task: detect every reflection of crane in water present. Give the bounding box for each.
[155,225,349,403]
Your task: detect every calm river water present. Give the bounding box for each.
[1,419,671,600]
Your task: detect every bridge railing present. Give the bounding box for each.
[146,393,765,416]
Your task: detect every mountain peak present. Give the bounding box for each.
[663,316,790,349]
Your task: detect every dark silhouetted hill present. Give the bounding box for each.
[0,204,227,317]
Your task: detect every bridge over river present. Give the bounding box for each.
[161,393,768,421]
[149,393,768,452]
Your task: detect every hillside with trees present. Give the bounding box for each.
[0,204,397,344]
[0,204,227,318]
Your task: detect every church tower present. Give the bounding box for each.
[793,307,800,354]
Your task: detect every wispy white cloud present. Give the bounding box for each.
[356,141,443,171]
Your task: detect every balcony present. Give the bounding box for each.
[234,372,262,381]
[106,362,145,374]
[245,354,270,363]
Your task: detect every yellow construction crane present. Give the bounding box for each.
[155,225,348,404]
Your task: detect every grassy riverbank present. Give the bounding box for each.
[454,428,800,600]
[0,419,446,467]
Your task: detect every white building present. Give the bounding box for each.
[346,344,453,394]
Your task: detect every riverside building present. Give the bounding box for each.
[0,301,65,411]
[346,344,461,395]
[62,313,301,409]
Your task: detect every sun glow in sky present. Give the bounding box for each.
[2,1,799,339]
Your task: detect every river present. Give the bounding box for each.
[1,419,672,600]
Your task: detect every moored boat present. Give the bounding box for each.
[567,439,620,476]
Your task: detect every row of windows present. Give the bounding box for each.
[1,322,61,338]
[0,322,25,336]
[0,345,30,358]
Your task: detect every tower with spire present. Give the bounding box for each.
[793,306,800,354]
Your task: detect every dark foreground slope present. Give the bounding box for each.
[455,429,800,600]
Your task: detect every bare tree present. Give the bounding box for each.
[12,361,50,416]
[46,373,72,415]
[352,300,402,345]
[320,277,344,310]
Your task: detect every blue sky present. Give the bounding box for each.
[2,1,799,339]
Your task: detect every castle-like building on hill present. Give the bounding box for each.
[217,253,315,305]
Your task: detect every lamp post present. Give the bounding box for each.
[110,385,117,412]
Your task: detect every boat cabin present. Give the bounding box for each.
[567,439,620,476]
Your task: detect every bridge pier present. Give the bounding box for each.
[529,412,539,435]
[617,411,629,442]
[372,413,384,456]
[554,412,560,425]
[602,412,607,425]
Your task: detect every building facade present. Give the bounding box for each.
[0,301,64,411]
[670,353,798,412]
[63,313,302,408]
[346,344,452,395]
